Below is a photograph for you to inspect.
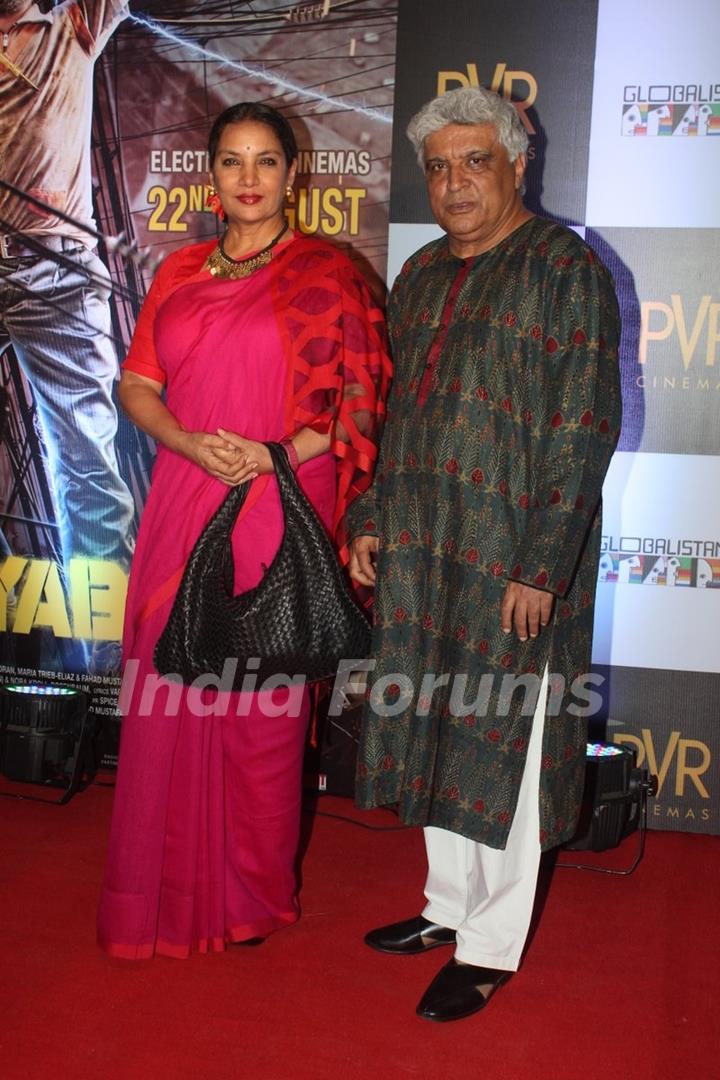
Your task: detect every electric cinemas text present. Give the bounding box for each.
[146,148,369,236]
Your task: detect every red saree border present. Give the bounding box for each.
[98,910,298,960]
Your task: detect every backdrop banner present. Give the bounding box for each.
[387,0,720,834]
[0,0,396,765]
[1,1,717,830]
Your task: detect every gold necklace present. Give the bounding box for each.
[203,222,289,280]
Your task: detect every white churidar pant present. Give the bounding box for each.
[422,666,550,972]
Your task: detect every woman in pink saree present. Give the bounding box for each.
[97,103,390,959]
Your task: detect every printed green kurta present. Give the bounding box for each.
[347,217,622,850]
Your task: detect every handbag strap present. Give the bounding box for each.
[265,440,297,503]
[217,442,296,586]
[215,441,293,530]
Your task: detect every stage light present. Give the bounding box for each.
[564,741,657,853]
[0,683,90,804]
[586,742,626,758]
[4,684,77,696]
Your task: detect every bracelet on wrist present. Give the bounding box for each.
[280,438,300,473]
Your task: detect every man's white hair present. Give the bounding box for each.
[407,87,529,167]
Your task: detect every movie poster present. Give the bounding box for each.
[0,0,396,764]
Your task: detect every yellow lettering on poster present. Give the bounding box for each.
[0,556,27,631]
[146,182,367,238]
[85,559,127,641]
[2,557,127,641]
[13,560,72,637]
[285,186,367,237]
[68,558,92,639]
[147,184,195,232]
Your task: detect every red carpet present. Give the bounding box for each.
[0,780,717,1080]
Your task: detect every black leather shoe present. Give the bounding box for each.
[416,958,511,1022]
[364,915,456,955]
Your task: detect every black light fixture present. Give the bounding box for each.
[564,741,658,854]
[0,683,91,804]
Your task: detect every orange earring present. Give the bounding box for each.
[206,184,225,218]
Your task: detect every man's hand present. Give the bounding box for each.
[349,535,379,586]
[500,581,554,642]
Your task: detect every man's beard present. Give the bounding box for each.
[0,1,31,17]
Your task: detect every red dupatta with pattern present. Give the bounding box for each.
[271,236,390,557]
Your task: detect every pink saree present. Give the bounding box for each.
[97,235,390,958]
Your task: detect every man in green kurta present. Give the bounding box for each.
[346,87,621,1022]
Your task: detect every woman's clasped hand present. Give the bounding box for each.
[179,428,273,485]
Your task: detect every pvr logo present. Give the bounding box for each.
[640,295,720,368]
[614,729,711,799]
[437,63,537,135]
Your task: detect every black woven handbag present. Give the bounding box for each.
[154,441,371,686]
